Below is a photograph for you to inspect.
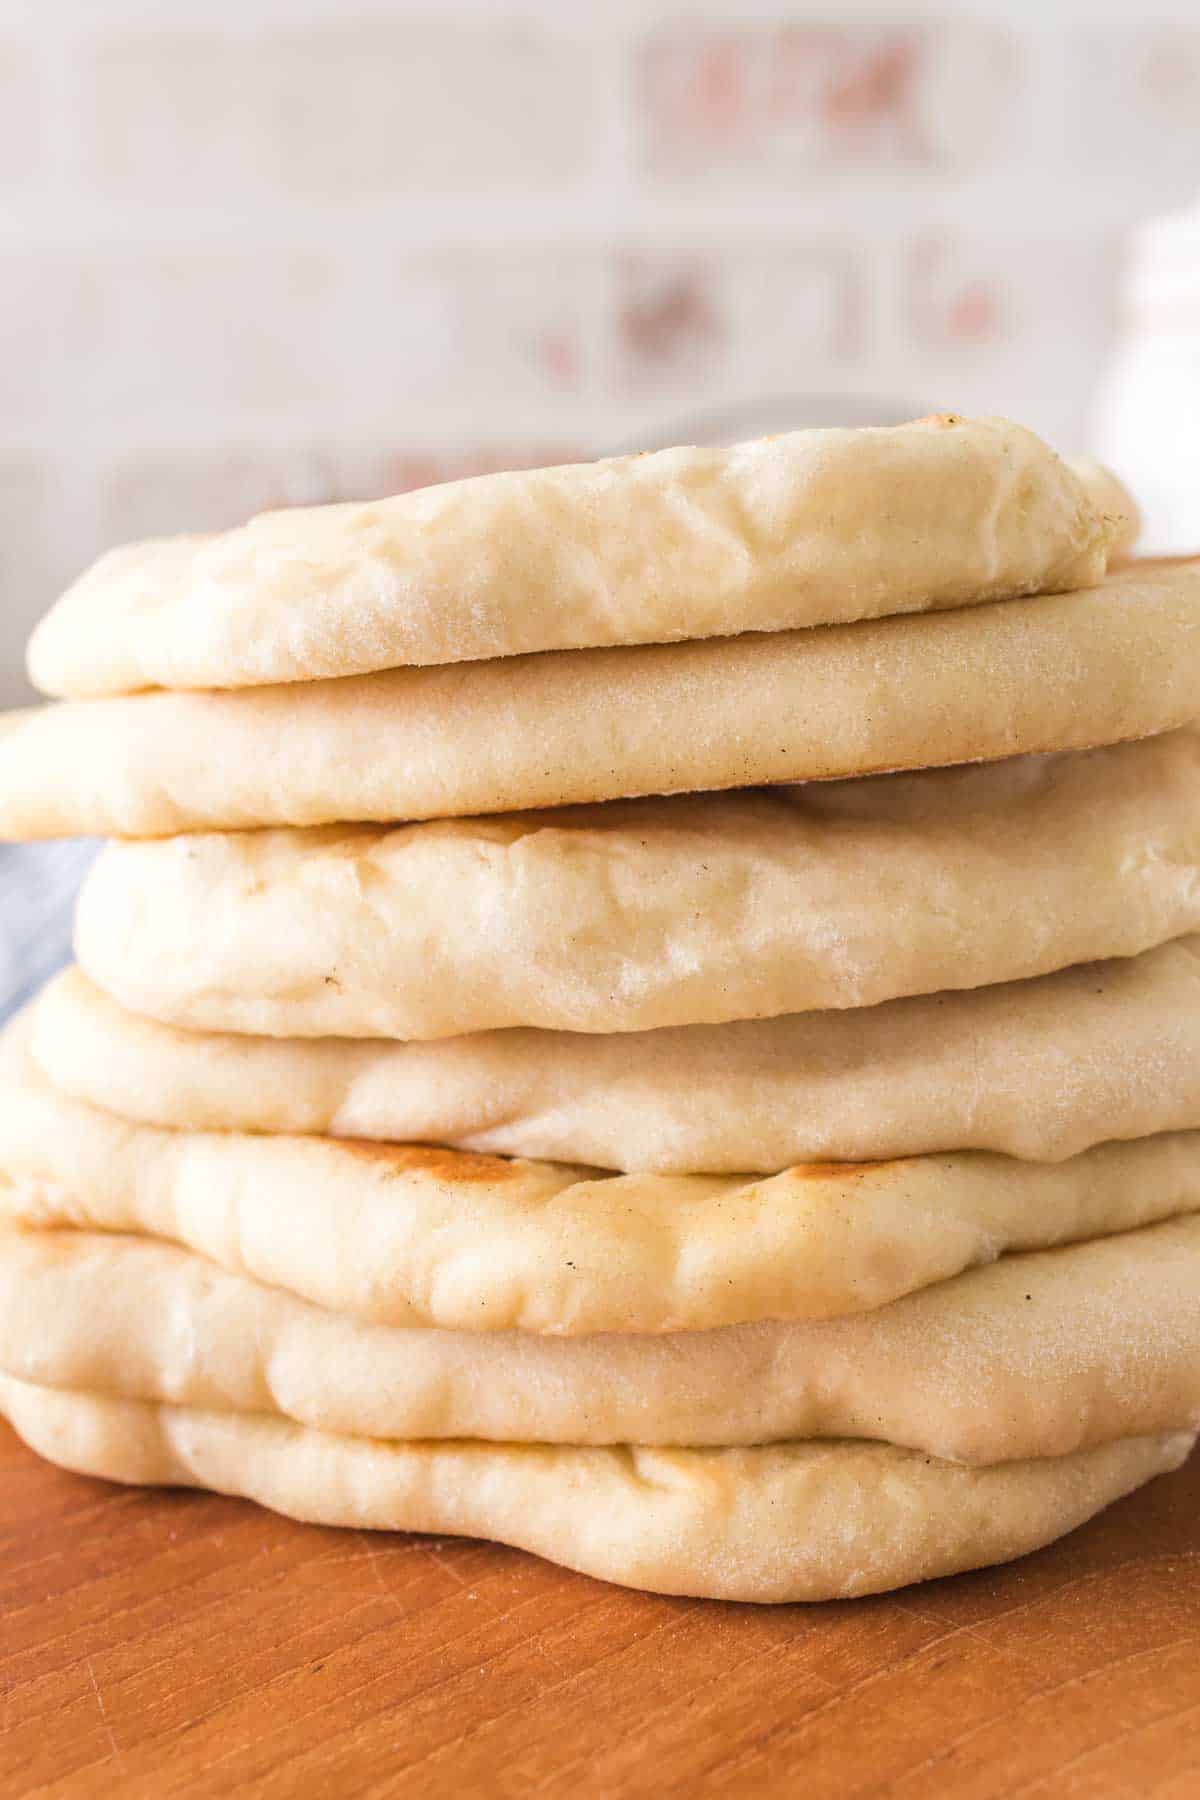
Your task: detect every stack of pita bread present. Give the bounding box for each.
[1,414,1199,1604]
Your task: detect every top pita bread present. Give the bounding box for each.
[2,558,1195,842]
[27,417,1113,698]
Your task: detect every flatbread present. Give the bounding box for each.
[35,938,1200,1171]
[3,559,1197,842]
[26,417,1112,698]
[1073,459,1140,558]
[4,1217,1198,1464]
[73,730,1200,1040]
[0,1377,1186,1602]
[5,1018,1200,1334]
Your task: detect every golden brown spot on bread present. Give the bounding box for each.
[326,1138,519,1183]
[787,1160,897,1181]
[914,413,961,429]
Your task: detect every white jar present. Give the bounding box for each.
[1092,198,1200,555]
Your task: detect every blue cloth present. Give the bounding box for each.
[0,840,98,1024]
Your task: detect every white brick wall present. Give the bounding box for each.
[0,43,40,189]
[1,0,1199,706]
[635,19,1024,176]
[77,24,597,202]
[1072,25,1200,191]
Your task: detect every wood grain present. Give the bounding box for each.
[2,1422,1199,1798]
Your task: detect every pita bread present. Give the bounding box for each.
[0,1376,1186,1602]
[73,730,1200,1040]
[27,417,1111,699]
[35,939,1200,1171]
[4,1217,1198,1465]
[1072,459,1140,558]
[5,1018,1200,1334]
[4,560,1197,843]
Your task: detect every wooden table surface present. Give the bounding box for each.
[3,1423,1200,1798]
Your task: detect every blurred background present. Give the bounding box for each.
[2,0,1200,714]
